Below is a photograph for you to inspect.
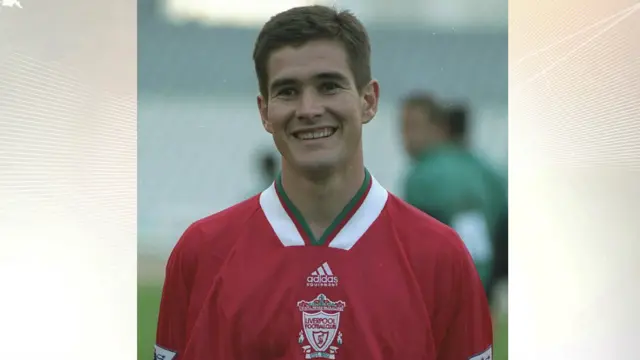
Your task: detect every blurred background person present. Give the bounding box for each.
[246,149,279,198]
[400,92,495,294]
[259,151,278,186]
[446,102,470,148]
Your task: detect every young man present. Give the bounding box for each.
[155,6,493,360]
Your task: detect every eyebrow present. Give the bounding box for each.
[314,71,349,83]
[269,71,350,92]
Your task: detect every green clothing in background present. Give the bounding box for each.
[404,144,503,287]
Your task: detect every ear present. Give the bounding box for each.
[257,94,273,134]
[361,80,380,124]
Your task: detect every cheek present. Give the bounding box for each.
[266,107,289,132]
[407,120,426,135]
[332,100,363,125]
[405,127,419,142]
[270,130,291,158]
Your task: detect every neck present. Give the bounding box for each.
[280,158,366,229]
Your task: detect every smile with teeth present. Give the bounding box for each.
[294,127,336,140]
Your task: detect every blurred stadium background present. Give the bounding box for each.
[138,0,507,358]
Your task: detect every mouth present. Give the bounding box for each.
[292,127,338,141]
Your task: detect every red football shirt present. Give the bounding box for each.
[155,172,493,360]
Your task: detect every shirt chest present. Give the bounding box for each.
[212,246,434,359]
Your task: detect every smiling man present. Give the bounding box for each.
[154,5,493,360]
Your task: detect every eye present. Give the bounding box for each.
[320,82,341,94]
[276,88,297,98]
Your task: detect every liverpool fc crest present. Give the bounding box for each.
[297,294,346,359]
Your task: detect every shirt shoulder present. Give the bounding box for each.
[412,149,472,184]
[385,194,473,267]
[172,195,263,262]
[385,194,479,308]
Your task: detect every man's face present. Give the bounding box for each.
[401,105,431,158]
[257,40,378,175]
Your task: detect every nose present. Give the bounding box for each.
[295,89,324,121]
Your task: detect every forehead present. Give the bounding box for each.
[267,40,354,83]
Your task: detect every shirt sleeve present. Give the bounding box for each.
[436,235,494,360]
[154,225,199,360]
[181,279,233,360]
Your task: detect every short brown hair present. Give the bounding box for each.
[446,103,469,141]
[402,92,447,128]
[253,5,372,98]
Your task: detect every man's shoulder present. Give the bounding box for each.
[173,195,262,255]
[409,148,491,204]
[193,195,262,233]
[386,195,471,261]
[410,151,467,186]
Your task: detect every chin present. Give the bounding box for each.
[293,156,342,176]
